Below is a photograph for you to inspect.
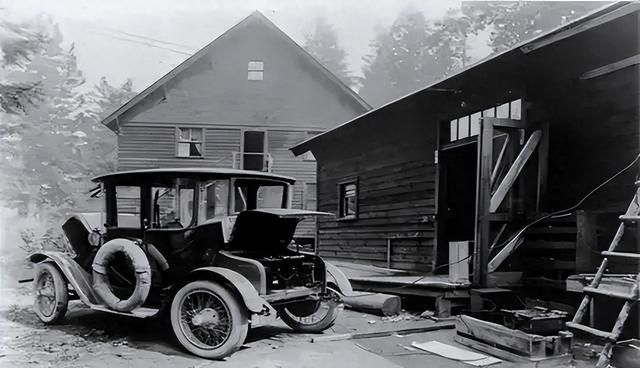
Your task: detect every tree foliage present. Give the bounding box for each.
[0,15,136,238]
[358,2,604,107]
[303,16,355,88]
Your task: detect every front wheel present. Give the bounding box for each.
[33,263,68,324]
[170,281,248,359]
[278,288,341,333]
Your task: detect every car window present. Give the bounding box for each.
[151,184,195,228]
[234,185,249,213]
[199,180,229,222]
[115,185,140,227]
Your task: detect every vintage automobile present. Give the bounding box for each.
[28,168,354,359]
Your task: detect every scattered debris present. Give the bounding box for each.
[419,310,434,319]
[411,341,502,367]
[367,320,376,324]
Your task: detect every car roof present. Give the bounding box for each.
[92,168,296,184]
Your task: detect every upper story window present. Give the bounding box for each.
[248,60,264,81]
[177,127,203,158]
[338,179,358,220]
[447,98,522,142]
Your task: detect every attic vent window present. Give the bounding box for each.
[248,60,264,81]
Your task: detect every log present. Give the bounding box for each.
[342,292,401,316]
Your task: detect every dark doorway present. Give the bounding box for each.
[437,141,478,270]
[243,131,266,171]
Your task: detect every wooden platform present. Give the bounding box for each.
[330,261,470,317]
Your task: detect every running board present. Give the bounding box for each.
[88,304,160,318]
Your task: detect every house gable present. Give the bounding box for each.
[106,11,369,130]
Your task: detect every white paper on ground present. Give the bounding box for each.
[411,341,502,366]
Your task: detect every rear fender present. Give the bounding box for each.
[28,251,99,305]
[187,266,276,326]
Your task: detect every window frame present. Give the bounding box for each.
[337,178,358,221]
[175,126,205,159]
[240,129,268,170]
[247,60,264,81]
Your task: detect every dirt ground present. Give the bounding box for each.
[0,287,599,368]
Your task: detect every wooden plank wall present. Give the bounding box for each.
[315,119,437,271]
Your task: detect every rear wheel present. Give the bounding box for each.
[278,288,341,333]
[33,263,68,324]
[170,281,248,359]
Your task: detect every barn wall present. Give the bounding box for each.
[314,110,438,271]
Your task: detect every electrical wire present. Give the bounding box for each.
[491,152,640,252]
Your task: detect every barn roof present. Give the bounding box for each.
[101,10,370,132]
[291,1,638,156]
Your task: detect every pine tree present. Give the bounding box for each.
[303,16,355,88]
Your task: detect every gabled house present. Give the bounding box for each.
[101,11,371,243]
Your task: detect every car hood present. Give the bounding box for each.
[227,209,334,251]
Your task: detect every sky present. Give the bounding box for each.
[0,0,473,92]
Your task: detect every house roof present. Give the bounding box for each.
[92,167,296,183]
[101,10,371,132]
[291,1,637,156]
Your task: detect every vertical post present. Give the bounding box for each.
[576,210,597,274]
[536,121,550,212]
[474,118,493,287]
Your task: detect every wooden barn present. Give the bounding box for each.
[292,1,640,291]
[100,11,370,243]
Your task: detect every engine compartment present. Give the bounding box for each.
[257,254,317,291]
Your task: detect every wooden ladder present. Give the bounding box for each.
[566,185,640,368]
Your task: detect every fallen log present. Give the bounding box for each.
[342,292,401,316]
[310,321,455,343]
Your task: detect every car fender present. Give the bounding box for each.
[188,266,272,315]
[28,251,100,305]
[325,261,356,297]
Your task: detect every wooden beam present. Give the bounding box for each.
[474,119,494,287]
[491,134,511,189]
[488,236,524,273]
[483,117,528,129]
[580,54,640,80]
[490,130,542,213]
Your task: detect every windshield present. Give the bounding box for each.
[151,181,195,228]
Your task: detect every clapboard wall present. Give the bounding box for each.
[314,108,438,271]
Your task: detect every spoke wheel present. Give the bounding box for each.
[279,288,341,333]
[170,281,248,359]
[33,263,68,324]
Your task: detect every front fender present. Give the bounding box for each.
[325,261,356,297]
[188,266,272,315]
[28,251,99,305]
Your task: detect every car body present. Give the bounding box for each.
[28,168,352,359]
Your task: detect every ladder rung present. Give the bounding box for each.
[583,286,639,301]
[619,215,640,223]
[602,251,640,260]
[566,322,616,341]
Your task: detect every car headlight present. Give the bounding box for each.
[88,230,102,247]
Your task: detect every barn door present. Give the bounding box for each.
[473,113,549,286]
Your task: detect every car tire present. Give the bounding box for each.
[33,262,68,324]
[278,288,341,333]
[170,281,248,359]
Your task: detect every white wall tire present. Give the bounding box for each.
[279,288,341,333]
[33,263,68,324]
[170,281,248,359]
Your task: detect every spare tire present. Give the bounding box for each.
[92,238,151,312]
